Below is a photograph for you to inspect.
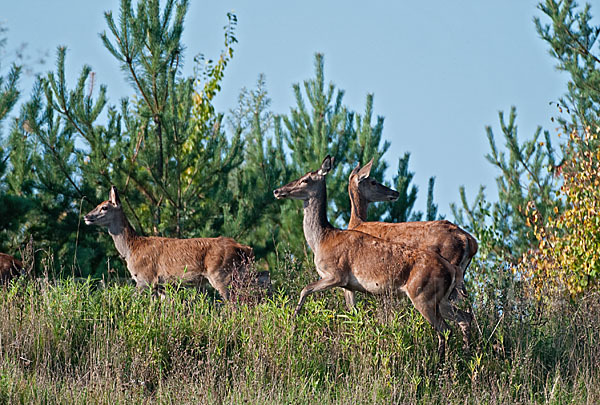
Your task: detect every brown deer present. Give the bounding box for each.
[84,186,257,300]
[348,159,478,301]
[0,253,22,284]
[274,156,472,357]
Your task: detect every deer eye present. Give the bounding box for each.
[301,178,309,184]
[101,206,108,211]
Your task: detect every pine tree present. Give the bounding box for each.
[277,53,436,255]
[0,24,22,181]
[384,152,438,223]
[225,75,289,260]
[425,177,439,221]
[0,30,29,254]
[277,54,395,255]
[4,0,245,277]
[451,107,560,265]
[535,0,600,130]
[340,93,390,224]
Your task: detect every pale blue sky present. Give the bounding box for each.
[3,1,570,217]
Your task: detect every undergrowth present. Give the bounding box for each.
[0,267,598,404]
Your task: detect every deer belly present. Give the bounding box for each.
[347,273,391,294]
[159,264,205,284]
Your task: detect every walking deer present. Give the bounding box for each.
[0,253,22,284]
[274,156,472,357]
[84,186,258,300]
[348,159,478,301]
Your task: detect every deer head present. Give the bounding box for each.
[349,159,399,203]
[273,156,334,200]
[84,186,123,227]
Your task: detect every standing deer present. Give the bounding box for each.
[348,159,478,302]
[0,253,22,284]
[84,186,257,300]
[274,156,472,357]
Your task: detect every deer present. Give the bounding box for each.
[0,253,23,284]
[347,159,478,303]
[273,156,472,358]
[84,186,259,300]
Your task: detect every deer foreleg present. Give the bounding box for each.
[294,276,346,316]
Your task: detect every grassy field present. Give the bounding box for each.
[0,260,599,404]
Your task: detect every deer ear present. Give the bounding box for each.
[350,162,361,178]
[109,186,121,206]
[357,158,374,180]
[318,155,334,176]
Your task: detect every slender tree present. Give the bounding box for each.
[3,0,244,277]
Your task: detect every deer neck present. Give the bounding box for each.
[348,185,368,228]
[302,181,333,253]
[107,211,138,261]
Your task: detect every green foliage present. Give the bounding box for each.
[278,53,355,230]
[276,53,432,255]
[454,0,600,301]
[0,2,437,277]
[535,0,600,129]
[0,275,599,403]
[523,129,600,297]
[452,107,560,265]
[386,152,438,222]
[340,92,390,224]
[225,75,290,260]
[192,12,237,134]
[0,25,23,185]
[0,31,27,255]
[96,0,243,237]
[0,0,246,277]
[425,177,439,221]
[0,64,20,125]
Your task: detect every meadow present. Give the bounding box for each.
[0,255,598,404]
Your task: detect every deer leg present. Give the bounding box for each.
[206,273,230,301]
[294,277,346,316]
[439,299,472,350]
[409,295,451,361]
[343,289,356,310]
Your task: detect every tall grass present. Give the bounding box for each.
[0,260,599,404]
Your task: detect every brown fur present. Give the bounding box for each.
[347,160,478,298]
[84,186,255,300]
[274,156,472,358]
[0,253,22,284]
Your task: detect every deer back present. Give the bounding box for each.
[126,236,253,286]
[353,220,475,269]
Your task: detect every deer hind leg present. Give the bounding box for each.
[294,276,346,316]
[206,272,231,301]
[343,289,356,310]
[409,295,451,360]
[439,298,472,351]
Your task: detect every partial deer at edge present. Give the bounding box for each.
[348,159,478,300]
[273,156,472,358]
[84,186,261,300]
[0,253,22,284]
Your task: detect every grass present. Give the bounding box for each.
[0,263,599,404]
